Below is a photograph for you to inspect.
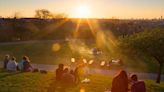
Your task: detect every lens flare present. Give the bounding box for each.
[89,60,94,64]
[52,43,60,52]
[71,58,75,63]
[80,88,85,92]
[100,61,106,66]
[83,59,87,64]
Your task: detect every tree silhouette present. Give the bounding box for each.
[35,9,53,19]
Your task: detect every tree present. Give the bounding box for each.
[119,28,164,83]
[35,9,53,19]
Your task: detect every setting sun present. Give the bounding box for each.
[0,0,164,91]
[75,5,91,18]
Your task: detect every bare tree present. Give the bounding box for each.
[35,9,68,19]
[35,9,54,19]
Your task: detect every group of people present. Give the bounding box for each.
[55,63,146,92]
[3,55,33,72]
[2,55,146,92]
[110,70,146,92]
[55,64,83,87]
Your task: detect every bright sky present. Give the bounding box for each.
[0,0,164,19]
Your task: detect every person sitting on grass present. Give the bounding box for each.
[74,65,83,84]
[70,69,74,75]
[130,74,146,92]
[61,68,75,87]
[3,54,10,69]
[23,56,33,72]
[18,56,26,71]
[7,57,18,72]
[56,64,64,81]
[111,70,128,92]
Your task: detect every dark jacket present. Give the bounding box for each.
[131,81,146,92]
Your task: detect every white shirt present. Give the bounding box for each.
[7,60,18,71]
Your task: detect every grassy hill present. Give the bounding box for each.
[0,40,161,73]
[0,69,163,92]
[0,41,73,65]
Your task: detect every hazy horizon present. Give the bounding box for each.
[0,0,164,19]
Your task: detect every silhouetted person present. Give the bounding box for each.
[7,57,18,72]
[23,56,33,72]
[61,68,75,86]
[3,55,10,69]
[130,74,146,92]
[111,70,128,92]
[74,66,81,84]
[56,64,64,81]
[70,69,74,75]
[18,56,26,71]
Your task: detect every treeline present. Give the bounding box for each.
[0,18,163,42]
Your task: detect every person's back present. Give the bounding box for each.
[62,72,75,84]
[61,68,75,86]
[56,64,64,81]
[111,70,128,92]
[22,56,32,72]
[3,55,10,69]
[18,60,25,70]
[7,57,17,72]
[74,67,80,83]
[111,76,128,92]
[23,60,31,71]
[130,74,146,92]
[131,81,146,92]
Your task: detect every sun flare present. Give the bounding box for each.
[75,5,90,18]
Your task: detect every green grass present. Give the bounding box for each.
[0,69,163,92]
[0,41,74,65]
[0,69,53,92]
[0,41,162,73]
[146,80,164,92]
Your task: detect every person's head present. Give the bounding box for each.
[5,54,10,59]
[23,56,28,60]
[11,57,16,61]
[130,74,138,82]
[115,70,128,80]
[23,56,30,62]
[58,64,64,69]
[63,68,69,73]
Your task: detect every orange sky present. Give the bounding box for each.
[0,0,164,19]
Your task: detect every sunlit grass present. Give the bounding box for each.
[0,41,162,73]
[0,69,53,92]
[0,69,163,92]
